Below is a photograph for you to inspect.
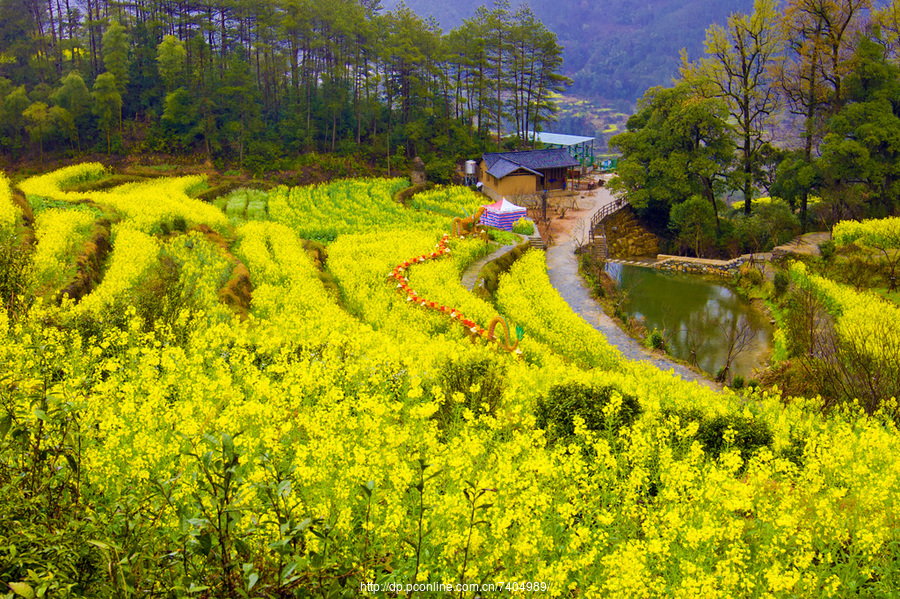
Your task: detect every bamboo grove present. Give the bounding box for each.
[0,0,568,170]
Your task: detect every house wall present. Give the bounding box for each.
[479,160,539,197]
[495,173,539,196]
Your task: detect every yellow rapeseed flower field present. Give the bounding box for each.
[0,172,19,230]
[1,164,899,597]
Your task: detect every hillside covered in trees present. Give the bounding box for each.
[0,0,568,174]
[384,0,754,105]
[611,0,900,245]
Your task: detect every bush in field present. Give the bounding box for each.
[774,270,789,296]
[435,353,507,435]
[647,327,666,350]
[512,218,534,235]
[661,406,774,463]
[536,382,641,445]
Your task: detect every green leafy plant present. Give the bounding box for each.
[647,327,666,351]
[774,270,789,296]
[535,382,641,445]
[512,218,534,235]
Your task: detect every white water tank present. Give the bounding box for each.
[465,160,477,175]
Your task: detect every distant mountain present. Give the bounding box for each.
[381,0,753,105]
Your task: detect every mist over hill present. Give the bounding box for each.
[382,0,752,105]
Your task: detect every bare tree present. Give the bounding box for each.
[681,310,711,368]
[717,314,758,383]
[875,245,900,292]
[786,285,900,415]
[572,217,587,248]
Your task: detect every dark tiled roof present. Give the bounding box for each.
[487,157,542,179]
[483,148,579,178]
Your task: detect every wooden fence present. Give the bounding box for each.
[589,197,628,243]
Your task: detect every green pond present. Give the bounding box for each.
[605,263,775,381]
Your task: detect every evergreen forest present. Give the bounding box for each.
[0,0,568,175]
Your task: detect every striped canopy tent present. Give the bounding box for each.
[481,198,526,231]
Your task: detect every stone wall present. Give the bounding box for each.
[604,206,658,258]
[654,254,753,276]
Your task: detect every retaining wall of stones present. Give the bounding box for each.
[653,254,755,276]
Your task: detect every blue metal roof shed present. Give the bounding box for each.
[532,131,596,167]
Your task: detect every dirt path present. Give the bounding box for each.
[772,232,831,257]
[543,179,718,389]
[461,242,519,292]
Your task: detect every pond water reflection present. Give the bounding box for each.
[605,263,775,381]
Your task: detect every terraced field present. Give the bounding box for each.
[0,164,898,597]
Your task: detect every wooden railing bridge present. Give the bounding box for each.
[588,197,628,245]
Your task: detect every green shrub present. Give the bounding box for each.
[731,375,745,389]
[774,270,789,296]
[536,382,641,445]
[435,355,507,435]
[697,414,773,462]
[487,228,518,245]
[662,407,774,464]
[780,433,807,467]
[819,240,836,261]
[742,265,764,286]
[512,218,534,235]
[647,328,665,351]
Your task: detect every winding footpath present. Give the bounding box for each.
[546,186,716,388]
[459,185,717,388]
[461,243,519,292]
[545,237,716,388]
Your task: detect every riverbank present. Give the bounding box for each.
[542,181,720,389]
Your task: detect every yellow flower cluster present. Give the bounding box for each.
[790,261,900,363]
[4,166,900,595]
[95,176,225,232]
[32,208,96,293]
[730,195,821,208]
[19,164,226,233]
[833,216,900,249]
[409,185,484,218]
[268,178,468,241]
[161,231,235,313]
[496,249,622,370]
[18,161,106,200]
[75,225,159,313]
[235,220,366,343]
[0,171,19,230]
[406,239,499,329]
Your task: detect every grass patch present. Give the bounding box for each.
[60,174,147,193]
[474,241,531,301]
